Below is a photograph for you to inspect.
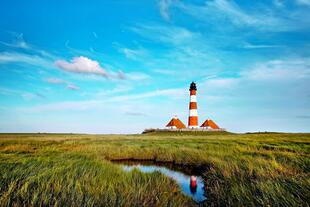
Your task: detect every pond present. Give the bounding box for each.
[113,160,207,203]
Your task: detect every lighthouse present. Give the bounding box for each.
[188,82,198,128]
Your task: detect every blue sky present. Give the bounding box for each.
[0,0,310,133]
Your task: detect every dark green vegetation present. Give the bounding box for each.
[0,132,309,206]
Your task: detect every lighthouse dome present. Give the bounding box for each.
[189,82,197,91]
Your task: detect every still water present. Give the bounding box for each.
[114,160,207,203]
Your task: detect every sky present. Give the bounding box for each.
[0,0,310,133]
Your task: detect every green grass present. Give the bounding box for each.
[0,132,309,206]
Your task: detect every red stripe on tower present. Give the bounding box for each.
[188,82,198,128]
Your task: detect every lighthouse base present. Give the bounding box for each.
[188,126,199,129]
[142,128,226,134]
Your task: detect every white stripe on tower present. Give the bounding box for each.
[189,109,198,117]
[188,82,198,128]
[190,95,197,102]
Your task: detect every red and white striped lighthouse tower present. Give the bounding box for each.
[188,82,198,128]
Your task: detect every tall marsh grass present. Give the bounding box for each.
[0,132,309,206]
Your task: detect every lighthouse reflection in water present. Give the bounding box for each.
[190,175,198,194]
[120,163,207,203]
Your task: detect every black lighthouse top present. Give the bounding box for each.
[189,82,197,91]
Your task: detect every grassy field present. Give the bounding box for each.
[0,132,309,206]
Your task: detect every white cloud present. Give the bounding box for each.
[111,88,185,102]
[0,32,30,49]
[125,72,150,81]
[173,0,309,31]
[207,0,259,25]
[0,87,45,100]
[0,52,52,68]
[128,23,222,75]
[125,111,147,116]
[174,0,264,26]
[201,58,310,91]
[0,87,21,96]
[67,84,80,90]
[122,48,138,59]
[243,43,283,49]
[22,92,45,100]
[106,70,149,81]
[153,69,176,75]
[118,47,146,60]
[0,33,60,70]
[130,24,198,45]
[242,59,310,80]
[19,88,185,112]
[0,36,134,82]
[55,56,108,77]
[0,39,137,82]
[117,71,126,80]
[0,32,60,61]
[46,77,80,91]
[92,32,98,38]
[159,0,172,20]
[46,78,66,84]
[273,0,284,7]
[206,78,240,88]
[20,100,100,112]
[96,84,133,97]
[296,0,310,6]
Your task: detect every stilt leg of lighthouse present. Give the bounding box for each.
[188,82,198,128]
